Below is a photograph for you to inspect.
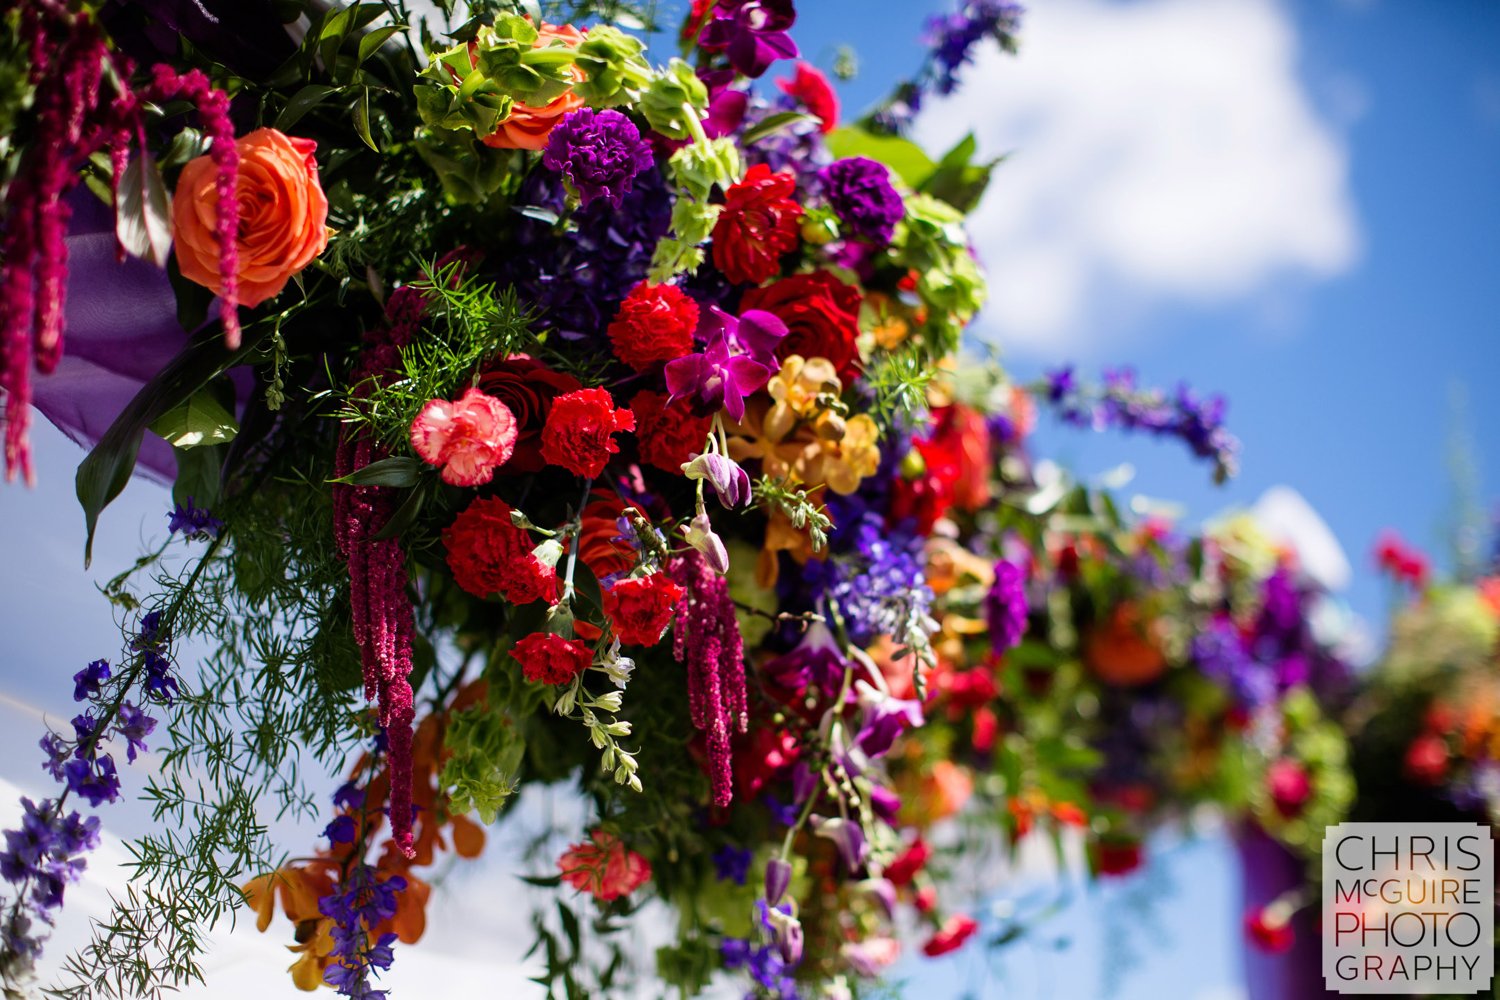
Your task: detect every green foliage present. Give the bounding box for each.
[751,476,833,554]
[861,344,938,432]
[51,437,363,999]
[442,701,526,823]
[333,261,538,453]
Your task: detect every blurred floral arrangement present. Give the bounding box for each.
[0,1,1342,998]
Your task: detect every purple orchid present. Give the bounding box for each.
[853,682,924,759]
[682,452,752,508]
[764,857,792,905]
[664,312,771,422]
[810,815,867,874]
[699,0,800,79]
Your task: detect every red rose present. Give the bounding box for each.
[578,494,636,579]
[511,631,592,686]
[775,62,839,133]
[478,356,583,472]
[540,387,637,478]
[1245,908,1294,954]
[602,573,685,646]
[711,163,803,285]
[608,283,700,372]
[631,390,712,474]
[443,496,558,604]
[921,915,978,958]
[739,271,862,381]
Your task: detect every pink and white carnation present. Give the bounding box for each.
[410,387,518,486]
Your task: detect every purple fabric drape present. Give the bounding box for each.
[29,192,190,483]
[1235,822,1337,1000]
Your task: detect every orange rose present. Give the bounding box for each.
[1083,601,1168,687]
[172,127,328,308]
[480,23,586,151]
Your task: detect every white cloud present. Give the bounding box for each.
[915,0,1360,358]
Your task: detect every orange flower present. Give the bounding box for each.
[242,864,336,932]
[1083,601,1168,687]
[172,127,328,307]
[480,23,586,150]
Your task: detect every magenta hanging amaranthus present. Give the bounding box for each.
[669,549,748,807]
[0,0,240,484]
[332,286,425,859]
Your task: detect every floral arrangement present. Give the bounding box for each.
[0,1,1299,998]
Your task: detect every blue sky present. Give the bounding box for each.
[2,1,1496,996]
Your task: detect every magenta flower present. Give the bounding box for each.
[664,313,771,422]
[699,0,800,78]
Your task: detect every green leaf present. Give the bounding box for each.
[358,25,406,64]
[372,484,425,540]
[742,111,815,146]
[354,87,379,152]
[329,456,422,488]
[115,152,174,268]
[170,443,222,509]
[76,328,269,567]
[557,902,581,953]
[275,84,341,132]
[825,126,936,188]
[519,873,563,889]
[150,390,239,448]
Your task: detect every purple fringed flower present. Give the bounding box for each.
[1192,619,1274,709]
[712,844,754,885]
[924,1,1025,95]
[320,865,405,999]
[1040,364,1241,482]
[0,797,100,963]
[72,660,110,703]
[984,559,1028,652]
[804,516,932,648]
[818,157,905,245]
[113,703,156,763]
[167,497,225,540]
[542,108,655,210]
[699,0,800,78]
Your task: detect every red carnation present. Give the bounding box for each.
[443,496,558,604]
[477,355,583,473]
[540,387,637,478]
[608,283,700,372]
[511,631,593,686]
[1405,733,1449,785]
[602,573,686,646]
[578,494,636,579]
[711,163,803,285]
[776,62,839,133]
[739,270,862,381]
[631,389,713,473]
[1095,838,1144,877]
[1245,907,1294,954]
[921,914,979,958]
[884,837,930,888]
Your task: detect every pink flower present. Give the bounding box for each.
[410,387,518,487]
[558,830,652,901]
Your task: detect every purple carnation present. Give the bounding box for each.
[818,157,905,245]
[984,559,1028,652]
[541,108,655,210]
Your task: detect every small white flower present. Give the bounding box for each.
[599,637,636,689]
